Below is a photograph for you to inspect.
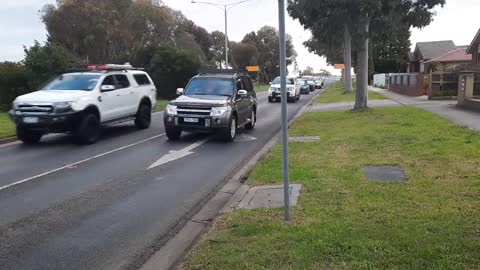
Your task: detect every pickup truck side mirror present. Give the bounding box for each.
[176,88,184,95]
[237,89,248,96]
[269,82,272,85]
[101,85,115,92]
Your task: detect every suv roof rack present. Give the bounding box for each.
[198,68,248,76]
[64,64,144,73]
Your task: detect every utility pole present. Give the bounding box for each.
[278,0,290,222]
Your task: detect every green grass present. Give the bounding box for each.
[256,83,270,92]
[0,112,15,139]
[318,82,386,103]
[155,99,170,111]
[184,107,480,270]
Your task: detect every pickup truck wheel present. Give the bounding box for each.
[219,116,237,142]
[165,126,182,141]
[245,110,256,130]
[17,127,42,145]
[135,104,151,129]
[74,113,101,145]
[268,97,273,103]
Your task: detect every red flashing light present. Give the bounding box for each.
[97,65,109,70]
[87,65,97,70]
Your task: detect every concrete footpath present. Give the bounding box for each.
[368,87,480,130]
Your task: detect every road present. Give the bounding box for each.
[0,84,329,270]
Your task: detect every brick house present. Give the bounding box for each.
[467,28,480,65]
[407,40,457,72]
[423,46,472,71]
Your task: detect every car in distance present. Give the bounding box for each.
[163,69,257,142]
[268,76,300,103]
[9,64,156,145]
[301,76,315,92]
[297,79,311,95]
[314,76,324,89]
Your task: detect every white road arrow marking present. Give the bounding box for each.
[147,138,209,170]
[235,134,257,142]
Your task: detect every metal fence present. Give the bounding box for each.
[0,82,30,111]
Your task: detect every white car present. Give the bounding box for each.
[9,64,157,144]
[268,76,300,103]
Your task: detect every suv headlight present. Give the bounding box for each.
[53,102,74,113]
[210,106,230,117]
[166,104,177,115]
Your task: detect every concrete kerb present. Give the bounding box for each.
[140,87,328,270]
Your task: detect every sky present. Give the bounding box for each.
[0,0,478,76]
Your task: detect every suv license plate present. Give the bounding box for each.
[184,117,199,123]
[23,117,39,124]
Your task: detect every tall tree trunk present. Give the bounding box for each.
[354,17,369,111]
[344,24,353,93]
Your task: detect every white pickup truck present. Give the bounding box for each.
[9,64,157,144]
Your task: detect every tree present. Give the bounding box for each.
[0,62,30,109]
[23,41,78,90]
[210,31,227,68]
[230,42,258,70]
[134,46,200,99]
[242,26,296,82]
[288,0,445,110]
[300,66,314,76]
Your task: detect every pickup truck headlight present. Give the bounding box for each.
[210,106,230,117]
[166,104,177,115]
[53,102,74,113]
[12,101,19,110]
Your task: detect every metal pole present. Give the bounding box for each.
[278,0,290,222]
[224,5,229,69]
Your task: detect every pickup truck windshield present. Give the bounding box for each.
[184,77,234,96]
[41,74,101,91]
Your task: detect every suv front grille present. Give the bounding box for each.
[17,104,54,114]
[177,106,212,116]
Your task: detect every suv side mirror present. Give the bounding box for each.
[237,89,247,96]
[101,85,115,92]
[269,82,272,85]
[176,88,184,95]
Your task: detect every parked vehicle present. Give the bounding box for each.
[9,64,156,145]
[268,76,300,103]
[301,76,315,91]
[297,79,311,94]
[163,69,257,142]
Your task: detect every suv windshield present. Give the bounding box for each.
[41,73,101,91]
[272,77,295,85]
[184,77,234,96]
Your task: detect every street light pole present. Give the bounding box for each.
[278,0,290,222]
[191,0,252,69]
[224,5,229,68]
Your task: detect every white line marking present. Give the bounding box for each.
[235,134,257,142]
[0,133,166,192]
[147,137,209,170]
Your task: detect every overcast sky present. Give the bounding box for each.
[0,0,478,75]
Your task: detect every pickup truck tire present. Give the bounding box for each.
[165,126,182,141]
[268,97,273,103]
[17,127,42,145]
[135,104,151,129]
[245,110,256,130]
[219,115,237,142]
[74,113,101,145]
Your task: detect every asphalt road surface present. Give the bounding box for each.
[0,82,331,270]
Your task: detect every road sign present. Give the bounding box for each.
[246,66,260,72]
[334,64,345,70]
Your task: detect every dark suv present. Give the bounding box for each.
[163,70,257,142]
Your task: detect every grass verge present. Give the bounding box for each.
[318,81,386,103]
[184,107,480,270]
[0,112,15,139]
[156,99,170,111]
[256,84,270,92]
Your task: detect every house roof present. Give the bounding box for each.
[415,40,456,60]
[467,28,480,54]
[408,52,415,62]
[424,48,472,64]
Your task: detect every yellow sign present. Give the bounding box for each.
[334,64,345,70]
[246,66,260,72]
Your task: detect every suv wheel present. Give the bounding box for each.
[135,104,151,129]
[74,113,101,145]
[220,115,237,142]
[17,127,42,145]
[166,126,182,141]
[245,110,256,130]
[268,97,273,103]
